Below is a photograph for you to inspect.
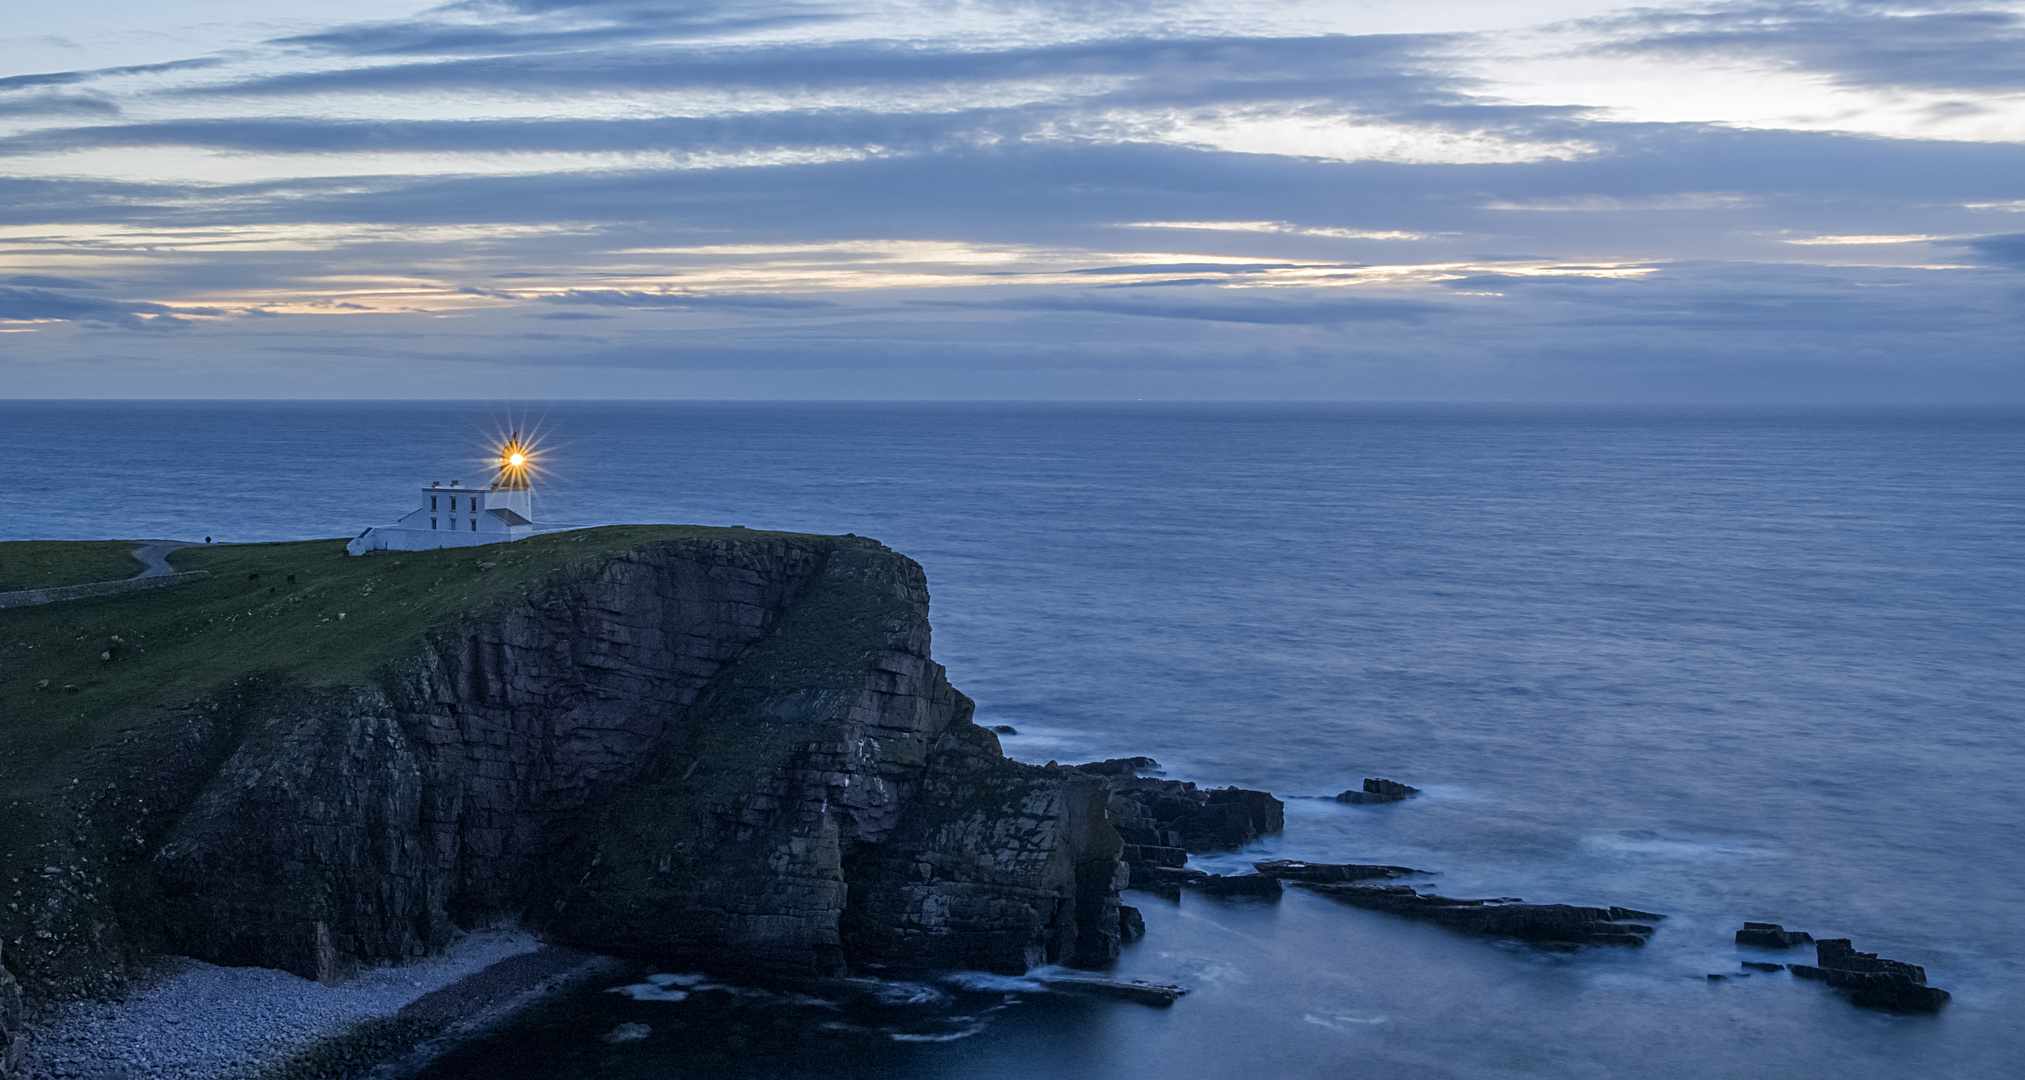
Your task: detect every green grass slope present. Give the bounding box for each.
[0,541,144,594]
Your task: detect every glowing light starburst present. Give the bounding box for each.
[485,423,551,492]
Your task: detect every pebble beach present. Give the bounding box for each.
[18,931,555,1080]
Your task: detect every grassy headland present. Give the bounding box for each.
[0,525,815,968]
[0,541,144,594]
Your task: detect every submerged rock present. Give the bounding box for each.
[1736,923,1815,949]
[989,725,1019,735]
[1335,778,1419,804]
[1741,961,1785,973]
[1792,939,1950,1012]
[1253,860,1427,883]
[1298,884,1663,947]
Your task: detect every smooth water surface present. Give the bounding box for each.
[3,401,2020,1078]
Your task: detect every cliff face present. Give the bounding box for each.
[2,531,1127,1004]
[0,945,19,1076]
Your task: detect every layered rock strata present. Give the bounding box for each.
[1792,939,1950,1012]
[1100,771,1283,883]
[1736,922,1814,949]
[4,532,1135,1011]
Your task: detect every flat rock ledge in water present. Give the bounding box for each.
[1037,977,1187,1007]
[1335,778,1419,804]
[1791,939,1951,1013]
[1736,922,1815,949]
[1296,884,1663,948]
[1253,860,1428,883]
[1137,867,1284,899]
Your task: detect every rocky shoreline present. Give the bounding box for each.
[9,759,1954,1079]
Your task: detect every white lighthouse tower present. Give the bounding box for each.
[346,435,539,555]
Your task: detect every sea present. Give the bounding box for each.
[2,401,2019,1079]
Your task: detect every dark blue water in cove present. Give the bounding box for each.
[3,402,2020,1078]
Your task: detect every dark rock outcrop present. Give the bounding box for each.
[1105,776,1282,890]
[1114,779,1282,854]
[1298,884,1663,947]
[5,532,1135,996]
[1792,939,1950,1012]
[840,747,1129,972]
[1118,905,1145,942]
[1253,859,1426,883]
[0,944,21,1077]
[1736,922,1814,949]
[989,725,1018,736]
[1335,778,1418,804]
[1742,961,1785,972]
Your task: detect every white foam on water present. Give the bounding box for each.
[1303,1013,1389,1031]
[601,1022,652,1044]
[939,971,1047,993]
[871,981,950,1006]
[605,984,691,1002]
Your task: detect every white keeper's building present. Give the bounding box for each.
[347,469,536,556]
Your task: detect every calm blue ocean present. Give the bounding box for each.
[3,401,2020,1079]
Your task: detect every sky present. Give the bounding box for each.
[1,0,2021,400]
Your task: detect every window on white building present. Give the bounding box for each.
[470,519,477,531]
[431,496,438,510]
[431,518,437,529]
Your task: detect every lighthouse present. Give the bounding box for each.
[346,435,538,555]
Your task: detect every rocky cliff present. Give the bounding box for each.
[0,944,20,1076]
[0,529,1130,1019]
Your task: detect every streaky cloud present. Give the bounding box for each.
[939,291,1445,325]
[544,289,838,309]
[274,8,844,58]
[2,274,105,289]
[1587,2,2025,95]
[0,286,220,330]
[0,57,225,92]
